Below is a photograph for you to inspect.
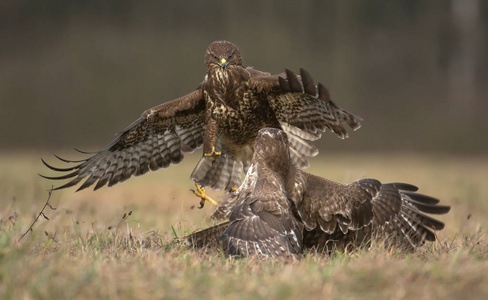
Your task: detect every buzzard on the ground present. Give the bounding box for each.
[186,128,450,257]
[41,40,361,201]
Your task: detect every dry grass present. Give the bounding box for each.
[1,151,487,300]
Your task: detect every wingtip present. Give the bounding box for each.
[75,185,87,192]
[435,205,451,214]
[299,68,315,95]
[41,157,79,172]
[285,69,296,80]
[285,69,302,93]
[317,83,331,101]
[38,171,80,181]
[392,183,419,192]
[74,148,98,155]
[55,180,82,191]
[278,76,291,93]
[298,68,310,79]
[53,153,87,163]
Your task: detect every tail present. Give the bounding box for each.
[281,123,319,169]
[184,222,231,249]
[190,154,242,191]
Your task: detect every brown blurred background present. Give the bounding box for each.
[1,0,487,154]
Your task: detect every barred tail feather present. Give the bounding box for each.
[281,123,319,169]
[280,123,322,141]
[190,154,243,191]
[184,222,231,248]
[288,146,310,169]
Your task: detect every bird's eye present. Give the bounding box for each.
[228,54,232,59]
[213,55,218,59]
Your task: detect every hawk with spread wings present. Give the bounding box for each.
[41,40,361,202]
[186,128,450,257]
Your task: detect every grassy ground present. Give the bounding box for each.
[1,151,487,299]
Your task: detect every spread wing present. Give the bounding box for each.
[295,173,375,235]
[183,127,450,255]
[41,90,206,191]
[250,68,362,140]
[295,174,450,250]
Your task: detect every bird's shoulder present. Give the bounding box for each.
[141,89,205,121]
[245,67,284,94]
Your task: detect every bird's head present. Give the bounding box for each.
[253,128,291,173]
[205,40,242,71]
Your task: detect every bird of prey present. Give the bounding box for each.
[185,128,450,257]
[41,40,361,205]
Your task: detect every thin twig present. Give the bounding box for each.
[18,186,57,242]
[108,210,132,235]
[447,213,471,251]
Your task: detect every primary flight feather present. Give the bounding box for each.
[41,40,361,193]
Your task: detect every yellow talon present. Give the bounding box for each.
[231,187,238,192]
[204,147,222,162]
[192,182,218,208]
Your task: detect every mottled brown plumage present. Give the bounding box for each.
[186,128,450,257]
[41,40,361,192]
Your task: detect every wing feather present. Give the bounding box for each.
[41,90,206,191]
[256,68,362,140]
[219,194,303,257]
[297,175,450,250]
[183,128,450,255]
[295,174,375,235]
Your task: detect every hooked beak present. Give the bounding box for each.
[218,58,229,69]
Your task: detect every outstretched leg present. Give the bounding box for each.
[191,181,218,208]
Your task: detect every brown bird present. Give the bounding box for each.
[186,128,450,257]
[41,41,361,205]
